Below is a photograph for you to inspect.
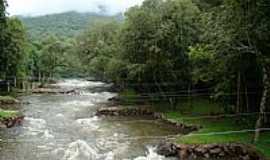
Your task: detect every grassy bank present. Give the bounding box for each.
[160,100,270,158]
[117,90,270,158]
[0,109,19,120]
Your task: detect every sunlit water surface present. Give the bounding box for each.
[0,79,179,160]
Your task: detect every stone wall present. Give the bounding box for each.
[96,106,200,134]
[157,142,265,160]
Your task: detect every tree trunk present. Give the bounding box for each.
[38,71,41,82]
[254,64,270,142]
[245,82,249,112]
[236,71,241,113]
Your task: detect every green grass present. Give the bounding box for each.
[152,97,224,115]
[0,109,19,120]
[153,98,270,158]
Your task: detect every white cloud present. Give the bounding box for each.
[7,0,144,16]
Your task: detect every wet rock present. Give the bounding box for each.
[219,151,225,157]
[0,122,6,128]
[157,142,178,157]
[108,96,121,102]
[204,153,210,158]
[32,88,76,94]
[195,147,207,154]
[96,106,155,117]
[178,148,189,160]
[242,155,250,160]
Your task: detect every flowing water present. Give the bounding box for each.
[0,79,179,160]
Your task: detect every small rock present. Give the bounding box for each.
[219,151,225,157]
[210,148,222,154]
[178,149,189,160]
[204,153,210,158]
[241,155,250,160]
[195,147,208,154]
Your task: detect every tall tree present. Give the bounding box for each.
[120,0,199,105]
[0,18,27,79]
[76,20,121,79]
[0,0,7,78]
[201,0,270,140]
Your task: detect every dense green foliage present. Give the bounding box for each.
[74,0,270,141]
[75,0,270,106]
[76,20,121,79]
[0,1,28,80]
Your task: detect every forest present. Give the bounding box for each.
[0,0,270,159]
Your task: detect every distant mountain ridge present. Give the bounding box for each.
[19,11,123,39]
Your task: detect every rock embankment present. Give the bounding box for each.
[157,142,265,160]
[96,106,155,117]
[0,96,20,105]
[96,106,200,134]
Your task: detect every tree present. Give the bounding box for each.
[76,20,121,80]
[0,18,27,79]
[200,0,270,141]
[0,0,7,78]
[119,0,200,106]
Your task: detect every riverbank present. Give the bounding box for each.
[101,92,270,159]
[0,96,20,105]
[97,106,200,134]
[0,96,24,128]
[165,112,269,159]
[0,109,24,128]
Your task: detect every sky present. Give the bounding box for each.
[7,0,144,16]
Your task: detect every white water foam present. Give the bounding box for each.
[56,113,65,118]
[78,92,117,103]
[24,117,47,135]
[42,129,54,139]
[134,147,166,160]
[75,117,99,130]
[62,140,99,160]
[104,151,114,160]
[25,117,47,129]
[54,79,106,88]
[62,100,94,107]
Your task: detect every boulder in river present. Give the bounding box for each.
[156,142,178,157]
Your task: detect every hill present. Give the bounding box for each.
[19,11,123,39]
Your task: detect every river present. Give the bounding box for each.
[0,79,179,160]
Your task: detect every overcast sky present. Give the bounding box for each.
[7,0,144,16]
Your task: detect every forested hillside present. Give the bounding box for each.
[19,11,123,39]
